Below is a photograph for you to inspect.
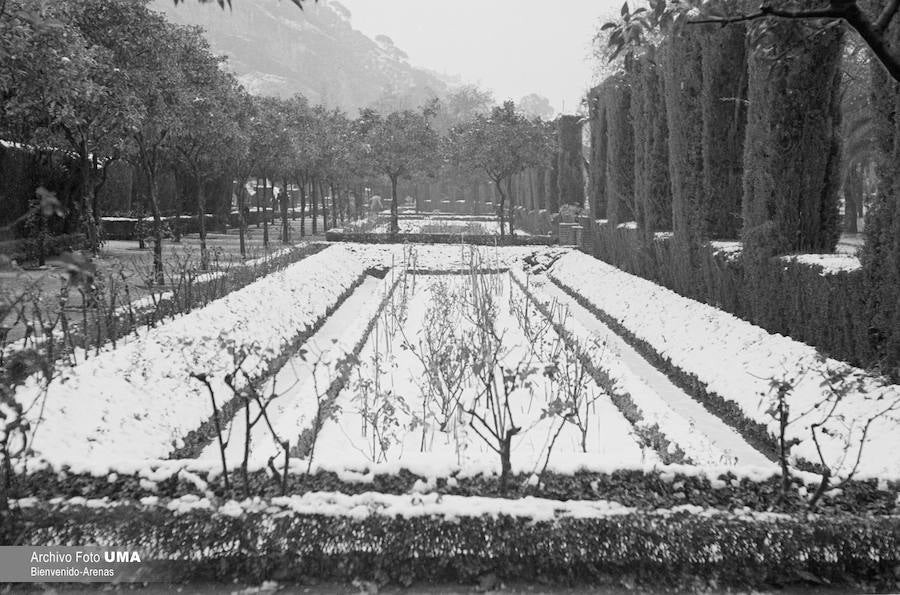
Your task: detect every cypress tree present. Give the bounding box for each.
[862,1,900,373]
[604,73,634,226]
[587,85,608,219]
[632,50,672,235]
[662,26,706,275]
[700,22,748,239]
[740,17,843,257]
[557,115,585,208]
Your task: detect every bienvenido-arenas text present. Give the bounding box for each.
[31,567,115,577]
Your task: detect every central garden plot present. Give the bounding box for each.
[306,269,651,483]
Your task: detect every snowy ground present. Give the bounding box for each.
[343,217,531,236]
[10,243,899,488]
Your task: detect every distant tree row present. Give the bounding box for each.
[0,0,561,277]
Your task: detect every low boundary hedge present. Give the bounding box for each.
[4,503,900,589]
[325,230,557,246]
[0,233,88,264]
[14,466,898,515]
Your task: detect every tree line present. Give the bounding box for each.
[0,0,558,280]
[596,0,900,374]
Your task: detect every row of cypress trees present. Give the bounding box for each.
[588,6,900,374]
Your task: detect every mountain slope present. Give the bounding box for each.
[151,0,450,112]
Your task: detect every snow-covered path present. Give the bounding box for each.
[524,274,773,469]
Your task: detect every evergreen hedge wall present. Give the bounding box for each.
[631,51,672,235]
[700,22,748,240]
[7,502,900,589]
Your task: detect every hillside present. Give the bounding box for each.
[151,0,451,113]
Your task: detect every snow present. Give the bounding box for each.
[342,218,531,236]
[295,272,652,478]
[782,253,862,274]
[14,245,370,472]
[512,268,773,469]
[196,270,401,469]
[12,490,805,523]
[549,251,900,479]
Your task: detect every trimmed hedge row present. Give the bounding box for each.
[15,466,898,515]
[574,224,874,369]
[102,215,224,241]
[324,230,557,246]
[0,233,88,264]
[4,502,900,589]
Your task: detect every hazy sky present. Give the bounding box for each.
[337,0,620,115]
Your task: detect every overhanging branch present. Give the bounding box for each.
[687,1,900,83]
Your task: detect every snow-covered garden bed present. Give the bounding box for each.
[548,251,900,480]
[11,245,372,472]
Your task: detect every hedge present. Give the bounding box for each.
[575,223,874,369]
[9,466,900,517]
[1,233,88,264]
[102,215,225,241]
[324,230,557,246]
[4,502,900,589]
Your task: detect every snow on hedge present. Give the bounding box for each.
[549,252,900,479]
[339,243,568,272]
[14,245,369,472]
[14,491,795,524]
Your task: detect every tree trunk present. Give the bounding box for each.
[311,178,318,235]
[320,180,328,232]
[494,178,506,237]
[147,169,164,286]
[261,177,269,247]
[330,183,337,229]
[281,177,290,244]
[255,178,261,228]
[298,177,307,238]
[79,156,101,255]
[172,182,182,243]
[506,177,515,237]
[197,178,209,270]
[390,175,400,236]
[238,178,247,258]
